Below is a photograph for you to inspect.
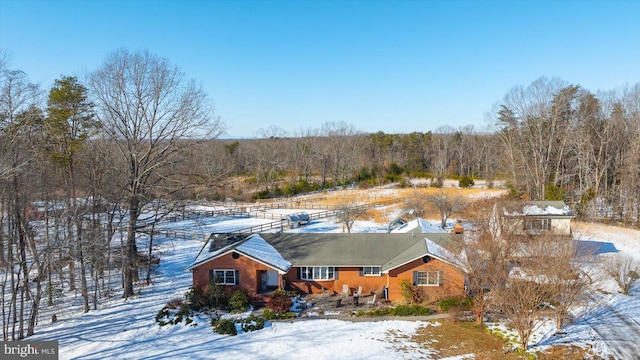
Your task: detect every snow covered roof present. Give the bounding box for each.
[390,218,446,234]
[235,234,292,272]
[505,201,573,217]
[186,234,291,273]
[190,230,467,274]
[424,236,468,270]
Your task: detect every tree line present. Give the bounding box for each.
[1,47,638,339]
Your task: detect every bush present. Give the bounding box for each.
[268,290,293,313]
[430,177,444,188]
[165,297,184,309]
[399,279,423,304]
[354,305,432,317]
[438,296,472,312]
[156,303,195,327]
[393,304,432,316]
[458,175,475,188]
[185,287,206,311]
[263,309,296,320]
[241,315,265,332]
[205,283,228,310]
[229,288,251,313]
[212,319,237,335]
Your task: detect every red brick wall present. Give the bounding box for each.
[192,255,466,303]
[191,252,280,297]
[283,267,387,296]
[387,257,466,302]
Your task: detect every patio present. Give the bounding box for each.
[300,292,381,317]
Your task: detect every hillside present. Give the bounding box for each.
[23,190,640,359]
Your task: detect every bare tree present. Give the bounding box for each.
[89,48,225,298]
[426,190,467,229]
[403,189,429,218]
[0,64,42,340]
[604,254,640,295]
[335,202,366,233]
[493,279,551,352]
[522,233,594,329]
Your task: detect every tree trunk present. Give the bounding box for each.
[123,196,139,298]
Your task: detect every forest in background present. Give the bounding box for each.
[1,48,639,340]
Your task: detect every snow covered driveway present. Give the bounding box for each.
[583,295,640,360]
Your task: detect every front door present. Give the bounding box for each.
[260,271,268,291]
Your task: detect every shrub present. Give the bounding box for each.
[156,303,195,327]
[438,296,472,312]
[400,279,423,304]
[212,319,237,335]
[268,290,293,313]
[205,283,228,310]
[392,305,432,316]
[354,305,432,317]
[430,177,443,188]
[263,309,296,320]
[185,287,206,311]
[229,288,251,313]
[166,297,184,309]
[241,315,265,332]
[458,175,475,188]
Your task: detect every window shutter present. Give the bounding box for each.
[297,267,301,280]
[438,271,444,286]
[359,267,364,276]
[334,268,338,280]
[209,270,214,283]
[235,270,240,285]
[412,271,417,286]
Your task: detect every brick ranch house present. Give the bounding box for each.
[186,230,468,303]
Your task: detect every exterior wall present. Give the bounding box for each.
[550,218,571,235]
[192,255,465,304]
[191,252,280,297]
[282,260,465,303]
[284,267,387,297]
[511,217,572,236]
[387,258,466,303]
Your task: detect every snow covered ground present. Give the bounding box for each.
[26,209,640,359]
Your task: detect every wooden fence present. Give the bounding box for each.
[145,197,404,240]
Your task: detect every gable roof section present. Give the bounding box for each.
[186,234,291,273]
[236,234,292,272]
[381,239,428,272]
[382,233,468,273]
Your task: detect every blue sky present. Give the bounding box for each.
[1,0,639,138]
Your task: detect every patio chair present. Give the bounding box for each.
[367,294,377,307]
[342,284,350,297]
[355,286,362,297]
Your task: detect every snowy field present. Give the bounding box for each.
[26,211,640,359]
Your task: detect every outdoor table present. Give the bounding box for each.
[353,295,359,306]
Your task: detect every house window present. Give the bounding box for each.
[525,219,551,231]
[299,266,335,281]
[210,269,237,285]
[362,266,381,276]
[414,271,442,286]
